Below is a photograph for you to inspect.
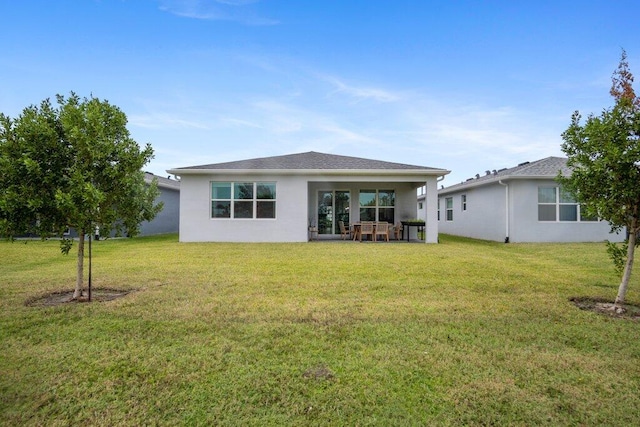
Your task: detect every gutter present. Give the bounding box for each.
[498,180,509,243]
[166,168,450,178]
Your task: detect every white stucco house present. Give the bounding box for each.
[167,151,450,243]
[428,156,625,243]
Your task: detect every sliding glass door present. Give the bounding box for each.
[317,190,350,235]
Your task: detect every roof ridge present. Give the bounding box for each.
[440,156,570,193]
[171,151,448,171]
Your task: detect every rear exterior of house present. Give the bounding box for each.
[435,157,625,243]
[168,151,450,243]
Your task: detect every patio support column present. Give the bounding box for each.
[424,178,438,243]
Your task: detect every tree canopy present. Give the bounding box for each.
[0,93,162,299]
[558,50,640,306]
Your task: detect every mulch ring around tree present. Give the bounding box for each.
[25,288,135,307]
[571,296,640,320]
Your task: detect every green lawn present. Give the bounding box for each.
[1,234,639,426]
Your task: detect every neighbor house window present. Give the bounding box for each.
[359,189,395,222]
[211,182,276,219]
[445,197,453,221]
[461,194,467,211]
[537,186,595,222]
[437,198,441,221]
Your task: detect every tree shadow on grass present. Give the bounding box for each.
[25,288,134,307]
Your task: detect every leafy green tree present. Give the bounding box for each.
[0,93,162,299]
[559,50,640,307]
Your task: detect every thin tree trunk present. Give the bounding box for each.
[615,225,637,306]
[73,229,85,300]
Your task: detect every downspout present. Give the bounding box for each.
[498,180,509,243]
[436,176,445,217]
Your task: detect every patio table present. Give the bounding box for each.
[401,221,425,242]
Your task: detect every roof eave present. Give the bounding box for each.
[438,174,565,195]
[167,168,451,177]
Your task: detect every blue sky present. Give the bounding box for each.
[1,1,638,186]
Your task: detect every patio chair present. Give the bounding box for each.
[359,221,374,241]
[393,222,403,240]
[374,222,390,242]
[308,221,318,241]
[339,221,351,240]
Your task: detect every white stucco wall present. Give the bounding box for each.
[508,180,625,243]
[177,172,442,243]
[438,179,626,243]
[178,173,308,242]
[438,184,508,242]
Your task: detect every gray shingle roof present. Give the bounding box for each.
[172,151,447,172]
[440,156,570,194]
[144,172,181,190]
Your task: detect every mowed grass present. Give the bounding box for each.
[1,234,639,426]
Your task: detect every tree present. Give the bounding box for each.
[558,50,640,308]
[0,93,162,299]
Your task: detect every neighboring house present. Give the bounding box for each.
[139,172,180,236]
[430,156,625,243]
[39,172,180,239]
[167,151,450,243]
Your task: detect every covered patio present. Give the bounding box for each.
[307,180,432,242]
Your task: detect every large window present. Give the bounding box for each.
[537,186,596,222]
[211,182,276,219]
[445,197,453,221]
[359,189,395,222]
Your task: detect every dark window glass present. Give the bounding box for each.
[234,201,253,218]
[257,201,275,218]
[212,201,231,218]
[538,205,556,221]
[559,205,578,221]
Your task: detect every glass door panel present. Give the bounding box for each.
[335,191,351,230]
[318,191,333,235]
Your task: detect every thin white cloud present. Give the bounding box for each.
[158,0,279,25]
[195,96,385,157]
[216,0,259,5]
[129,112,210,130]
[129,55,566,184]
[218,116,263,129]
[319,74,402,103]
[392,99,565,184]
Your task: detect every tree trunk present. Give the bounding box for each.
[615,225,637,306]
[73,229,85,300]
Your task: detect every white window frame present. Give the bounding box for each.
[211,181,276,220]
[537,186,596,222]
[445,197,453,221]
[359,189,395,222]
